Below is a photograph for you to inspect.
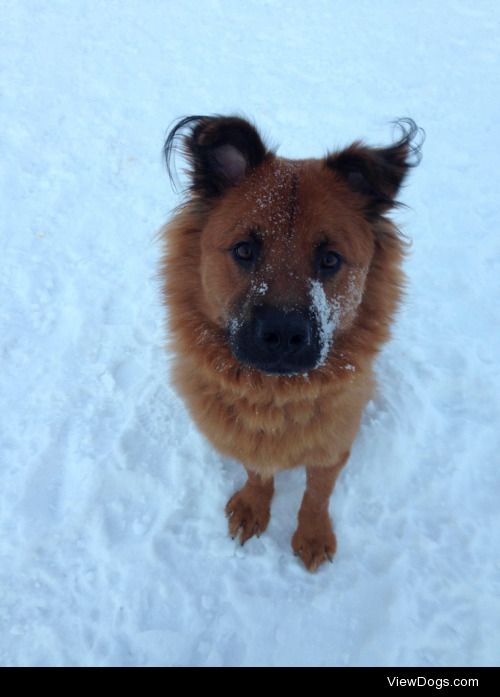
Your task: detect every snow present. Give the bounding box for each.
[309,279,341,366]
[310,269,365,367]
[1,0,500,667]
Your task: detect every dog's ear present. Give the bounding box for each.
[326,119,423,218]
[164,115,269,198]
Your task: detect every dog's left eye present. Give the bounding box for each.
[318,249,343,275]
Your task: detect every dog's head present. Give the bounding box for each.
[165,116,422,376]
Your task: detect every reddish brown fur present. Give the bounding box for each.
[160,118,415,571]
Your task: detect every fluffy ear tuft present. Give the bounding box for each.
[326,119,424,217]
[164,115,270,197]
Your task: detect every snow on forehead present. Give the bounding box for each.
[244,159,300,233]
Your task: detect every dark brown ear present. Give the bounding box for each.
[164,115,270,198]
[326,119,423,218]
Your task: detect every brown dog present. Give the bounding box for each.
[160,115,421,571]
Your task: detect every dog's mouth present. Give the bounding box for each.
[228,305,321,376]
[236,356,313,377]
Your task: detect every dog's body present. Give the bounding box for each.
[161,116,421,571]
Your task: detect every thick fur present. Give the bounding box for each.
[160,115,421,569]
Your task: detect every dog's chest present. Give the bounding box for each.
[182,370,365,472]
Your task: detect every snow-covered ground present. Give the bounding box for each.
[1,0,499,667]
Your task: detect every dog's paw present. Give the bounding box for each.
[225,488,272,545]
[291,516,337,572]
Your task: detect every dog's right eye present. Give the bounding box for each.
[232,241,255,266]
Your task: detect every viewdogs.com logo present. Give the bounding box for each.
[387,676,479,689]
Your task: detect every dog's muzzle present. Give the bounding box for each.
[229,305,320,375]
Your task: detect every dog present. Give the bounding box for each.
[160,115,421,571]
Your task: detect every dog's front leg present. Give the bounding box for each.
[292,453,349,572]
[225,468,275,545]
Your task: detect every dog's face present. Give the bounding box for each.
[165,116,419,376]
[200,159,374,375]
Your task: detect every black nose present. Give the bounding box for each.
[229,305,321,375]
[255,306,312,356]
